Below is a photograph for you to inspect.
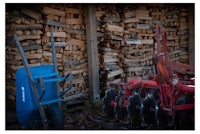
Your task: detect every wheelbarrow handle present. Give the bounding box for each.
[13,34,32,80]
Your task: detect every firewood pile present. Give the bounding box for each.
[179,7,189,63]
[6,6,44,101]
[122,5,155,81]
[6,4,191,102]
[63,5,89,97]
[6,4,88,102]
[96,5,125,93]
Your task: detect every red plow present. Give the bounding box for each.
[103,26,194,129]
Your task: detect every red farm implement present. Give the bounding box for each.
[102,26,194,129]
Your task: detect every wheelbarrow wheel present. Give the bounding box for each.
[47,104,64,129]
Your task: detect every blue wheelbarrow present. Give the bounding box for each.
[14,32,72,129]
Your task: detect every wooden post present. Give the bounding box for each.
[85,5,100,100]
[188,4,195,66]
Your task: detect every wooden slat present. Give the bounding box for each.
[45,19,67,27]
[46,32,66,37]
[47,42,67,47]
[10,24,43,30]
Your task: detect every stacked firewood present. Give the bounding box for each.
[178,7,189,64]
[62,5,89,97]
[122,5,155,81]
[39,4,89,98]
[164,6,181,62]
[6,4,89,102]
[6,4,191,102]
[41,5,66,74]
[6,7,44,101]
[97,5,125,92]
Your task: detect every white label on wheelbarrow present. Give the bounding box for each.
[21,86,25,102]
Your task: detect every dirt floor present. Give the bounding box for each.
[6,99,175,130]
[6,99,106,130]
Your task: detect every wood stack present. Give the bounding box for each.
[96,4,106,41]
[164,6,181,62]
[41,5,66,73]
[122,5,155,81]
[97,5,125,92]
[178,7,189,64]
[6,7,44,101]
[63,5,89,98]
[6,4,192,102]
[6,4,89,102]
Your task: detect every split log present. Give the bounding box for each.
[21,8,42,20]
[10,63,41,70]
[22,44,42,51]
[107,69,123,79]
[17,35,40,41]
[65,8,83,14]
[105,25,124,32]
[136,23,151,30]
[103,17,121,23]
[10,24,43,30]
[42,7,65,17]
[66,19,83,25]
[124,18,140,23]
[124,10,136,19]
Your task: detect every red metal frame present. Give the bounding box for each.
[154,26,194,115]
[107,25,194,118]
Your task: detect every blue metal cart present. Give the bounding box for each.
[14,32,72,129]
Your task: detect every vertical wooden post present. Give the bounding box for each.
[188,4,195,66]
[85,5,100,100]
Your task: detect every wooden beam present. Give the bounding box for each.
[188,4,195,66]
[85,5,100,100]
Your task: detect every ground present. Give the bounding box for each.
[5,99,181,130]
